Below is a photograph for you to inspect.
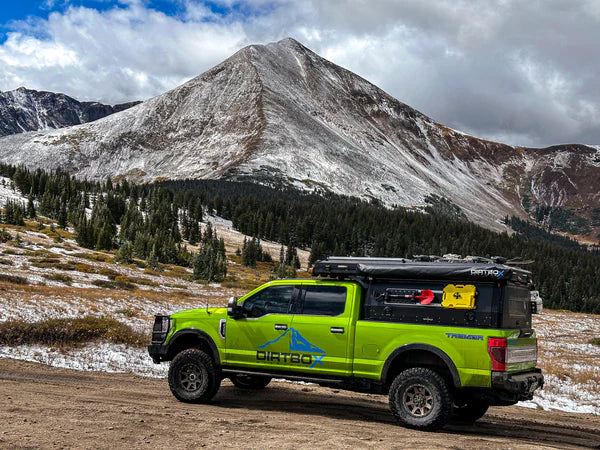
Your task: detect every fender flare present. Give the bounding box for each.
[167,328,221,365]
[381,343,461,388]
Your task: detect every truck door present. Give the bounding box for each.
[225,285,299,371]
[289,284,353,376]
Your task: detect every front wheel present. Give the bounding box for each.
[229,373,272,390]
[168,348,220,403]
[388,367,452,431]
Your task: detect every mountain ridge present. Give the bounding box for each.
[0,87,141,137]
[0,38,599,235]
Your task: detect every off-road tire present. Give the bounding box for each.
[388,367,452,431]
[168,348,220,403]
[229,374,272,390]
[452,400,489,423]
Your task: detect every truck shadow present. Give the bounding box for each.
[211,385,600,448]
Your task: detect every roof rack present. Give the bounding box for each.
[312,256,532,284]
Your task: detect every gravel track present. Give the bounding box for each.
[1,358,599,449]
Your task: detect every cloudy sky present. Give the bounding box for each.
[1,0,598,147]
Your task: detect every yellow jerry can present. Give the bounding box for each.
[441,284,477,309]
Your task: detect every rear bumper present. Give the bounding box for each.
[148,344,168,364]
[491,368,544,401]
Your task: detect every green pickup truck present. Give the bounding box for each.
[148,256,544,430]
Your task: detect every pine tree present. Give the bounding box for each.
[309,241,327,265]
[58,203,68,229]
[148,244,160,270]
[115,241,133,264]
[188,220,200,245]
[27,191,36,219]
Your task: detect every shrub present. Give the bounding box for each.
[0,258,13,265]
[143,268,161,276]
[0,316,147,347]
[0,228,12,243]
[115,308,137,318]
[590,338,600,346]
[75,263,96,273]
[129,277,159,287]
[72,252,112,263]
[114,275,131,283]
[0,274,28,284]
[98,267,120,279]
[43,273,73,285]
[31,260,76,271]
[92,279,136,290]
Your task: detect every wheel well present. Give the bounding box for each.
[167,333,218,364]
[384,349,457,390]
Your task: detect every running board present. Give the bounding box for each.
[221,368,345,385]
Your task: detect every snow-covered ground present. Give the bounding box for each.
[0,176,27,208]
[518,311,600,415]
[204,212,310,267]
[0,344,168,378]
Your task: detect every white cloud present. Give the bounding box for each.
[0,3,247,103]
[0,0,599,146]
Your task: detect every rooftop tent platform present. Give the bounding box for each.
[312,256,532,284]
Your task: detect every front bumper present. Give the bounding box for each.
[491,368,544,401]
[148,344,168,364]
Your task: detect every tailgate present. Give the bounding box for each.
[505,335,537,373]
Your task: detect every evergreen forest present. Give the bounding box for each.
[2,163,600,314]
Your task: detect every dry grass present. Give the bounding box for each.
[534,310,600,398]
[0,316,147,347]
[0,282,216,305]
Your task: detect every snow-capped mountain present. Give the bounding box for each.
[0,38,599,232]
[0,87,140,136]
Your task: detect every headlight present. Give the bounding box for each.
[151,315,171,344]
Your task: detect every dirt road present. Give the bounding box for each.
[1,359,599,449]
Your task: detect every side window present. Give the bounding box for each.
[300,286,347,316]
[243,286,295,318]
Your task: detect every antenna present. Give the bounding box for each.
[206,302,211,315]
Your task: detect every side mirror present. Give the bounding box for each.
[227,296,242,319]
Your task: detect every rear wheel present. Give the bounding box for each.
[229,373,272,390]
[168,348,220,403]
[388,367,452,431]
[452,399,489,422]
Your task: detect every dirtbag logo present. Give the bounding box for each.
[470,268,505,278]
[256,328,326,369]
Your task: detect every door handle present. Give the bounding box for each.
[274,324,288,330]
[330,327,344,334]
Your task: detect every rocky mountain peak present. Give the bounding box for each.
[0,87,140,137]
